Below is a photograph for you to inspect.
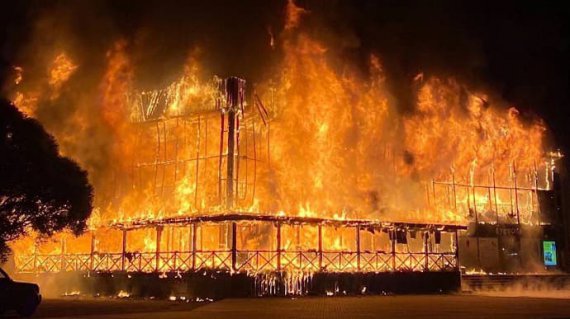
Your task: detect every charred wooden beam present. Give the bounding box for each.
[276,222,282,272]
[121,229,127,271]
[112,212,467,232]
[191,223,197,270]
[231,222,237,272]
[318,224,323,270]
[356,225,361,271]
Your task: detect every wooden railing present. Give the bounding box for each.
[16,250,457,274]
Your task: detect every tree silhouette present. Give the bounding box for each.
[0,98,93,259]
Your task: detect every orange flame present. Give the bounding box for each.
[8,1,554,267]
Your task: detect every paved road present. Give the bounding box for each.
[190,295,570,319]
[6,295,570,319]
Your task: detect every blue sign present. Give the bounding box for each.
[543,241,557,267]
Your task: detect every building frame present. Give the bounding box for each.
[17,213,465,275]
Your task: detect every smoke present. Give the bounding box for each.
[2,0,566,108]
[467,275,570,299]
[2,1,563,118]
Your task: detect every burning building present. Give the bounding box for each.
[6,0,566,296]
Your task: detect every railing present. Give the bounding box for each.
[16,250,457,274]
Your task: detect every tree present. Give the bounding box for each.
[0,98,93,259]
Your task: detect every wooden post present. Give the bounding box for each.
[492,168,499,219]
[454,230,460,271]
[476,237,481,268]
[227,108,236,209]
[276,222,282,272]
[472,186,479,224]
[191,223,197,271]
[218,113,225,203]
[492,168,504,270]
[172,229,177,271]
[513,163,521,225]
[231,222,237,272]
[356,225,361,271]
[224,78,244,209]
[194,116,200,206]
[391,229,396,271]
[318,224,323,270]
[121,229,127,271]
[90,232,96,271]
[424,231,429,271]
[156,226,163,272]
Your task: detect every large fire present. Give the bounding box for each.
[7,1,555,272]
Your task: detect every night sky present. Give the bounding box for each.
[1,0,568,150]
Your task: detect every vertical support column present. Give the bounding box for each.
[492,167,503,271]
[90,232,96,271]
[424,231,429,271]
[476,237,481,269]
[194,116,200,206]
[218,113,225,202]
[454,230,460,270]
[155,226,163,272]
[356,225,361,271]
[121,229,127,272]
[297,225,302,270]
[231,222,237,272]
[172,229,177,271]
[391,230,396,271]
[191,223,197,271]
[492,166,494,219]
[472,187,479,223]
[513,163,521,225]
[533,162,540,219]
[318,224,323,270]
[276,222,282,272]
[226,108,236,209]
[224,77,244,209]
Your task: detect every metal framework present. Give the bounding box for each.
[117,77,269,215]
[428,169,546,226]
[427,163,561,272]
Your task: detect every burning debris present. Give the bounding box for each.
[117,290,130,299]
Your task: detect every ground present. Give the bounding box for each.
[4,295,570,319]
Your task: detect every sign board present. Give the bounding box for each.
[543,241,557,267]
